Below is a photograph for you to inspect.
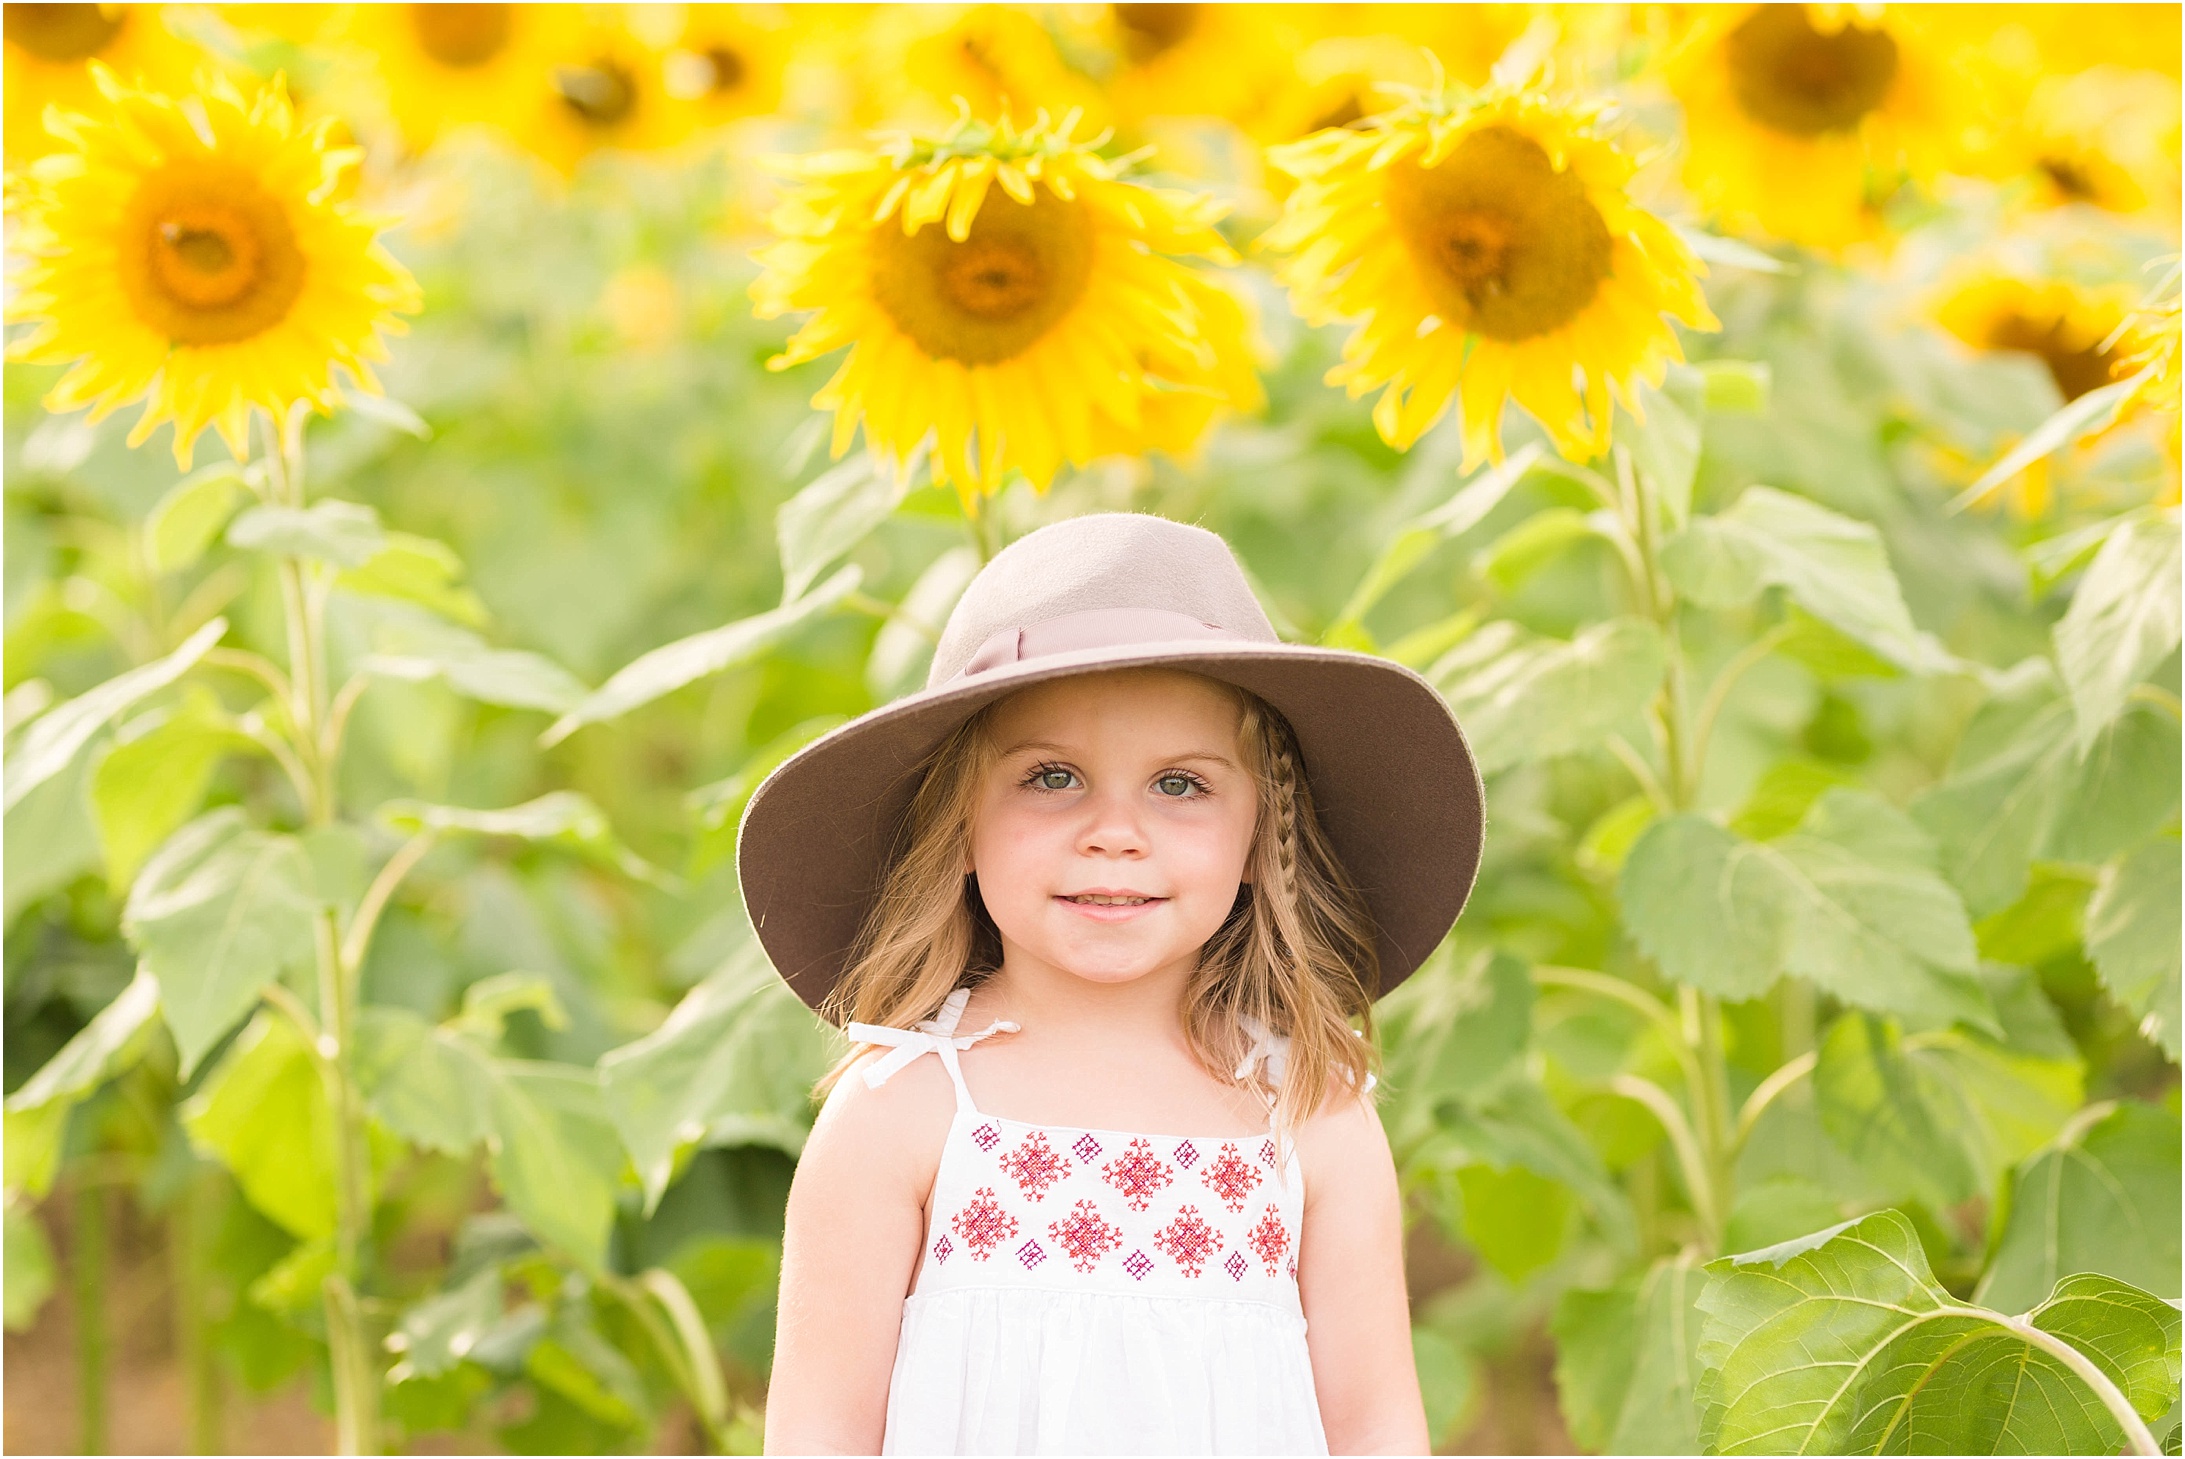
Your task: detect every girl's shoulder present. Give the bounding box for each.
[801,1043,960,1203]
[1288,1076,1392,1209]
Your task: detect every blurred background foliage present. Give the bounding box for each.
[3,2,2180,1454]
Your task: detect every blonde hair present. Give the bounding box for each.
[814,671,1381,1134]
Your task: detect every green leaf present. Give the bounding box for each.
[2029,1273,2183,1421]
[182,1011,339,1240]
[1620,789,1991,1026]
[1376,949,1533,1115]
[1426,1078,1637,1257]
[378,792,666,886]
[1326,444,1543,633]
[123,808,318,1078]
[247,1234,337,1315]
[541,565,862,744]
[1951,369,2143,513]
[2085,836,2181,1059]
[1553,1253,1707,1455]
[1470,507,1608,594]
[360,611,589,715]
[1979,1102,2182,1315]
[355,1007,496,1155]
[1726,758,1861,841]
[486,1062,625,1274]
[685,715,849,879]
[4,617,226,812]
[1975,864,2097,966]
[596,945,830,1212]
[1625,371,1704,530]
[90,689,256,888]
[449,972,570,1041]
[1661,487,1956,674]
[777,452,908,603]
[526,1306,650,1429]
[337,532,488,627]
[1671,225,1791,274]
[226,498,386,568]
[1455,1162,1570,1281]
[1697,360,1773,416]
[1811,1010,2079,1212]
[144,463,248,573]
[2053,510,2181,753]
[867,546,979,698]
[1912,662,2181,916]
[1433,616,1667,775]
[1412,1326,1477,1449]
[4,1199,57,1331]
[387,1267,504,1382]
[341,387,431,438]
[2,968,162,1150]
[1697,1208,2174,1455]
[3,724,104,923]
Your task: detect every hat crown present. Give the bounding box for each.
[927,514,1278,688]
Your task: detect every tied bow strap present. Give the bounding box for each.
[845,986,1019,1090]
[1233,1015,1378,1094]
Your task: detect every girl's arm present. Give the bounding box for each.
[764,1053,950,1454]
[1296,1088,1431,1455]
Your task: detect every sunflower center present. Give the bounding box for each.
[870,186,1094,366]
[555,61,637,128]
[121,165,307,346]
[1115,3,1197,62]
[1388,125,1612,343]
[5,3,125,62]
[1725,5,1898,138]
[1990,314,2117,402]
[410,3,510,67]
[701,45,746,93]
[2038,156,2099,202]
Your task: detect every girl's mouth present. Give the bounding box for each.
[1055,892,1166,919]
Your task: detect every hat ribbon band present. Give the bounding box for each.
[952,607,1249,681]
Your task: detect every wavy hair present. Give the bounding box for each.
[814,672,1381,1134]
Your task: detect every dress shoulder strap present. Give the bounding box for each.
[844,986,1020,1116]
[1233,1015,1378,1094]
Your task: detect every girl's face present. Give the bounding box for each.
[968,670,1259,990]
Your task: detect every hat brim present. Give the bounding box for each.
[736,639,1485,1009]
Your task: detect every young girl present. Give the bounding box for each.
[739,513,1485,1455]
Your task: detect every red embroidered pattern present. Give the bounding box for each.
[1224,1250,1249,1282]
[1046,1200,1124,1273]
[1071,1133,1102,1163]
[931,1234,953,1264]
[1100,1138,1174,1212]
[1201,1141,1264,1213]
[971,1122,1002,1152]
[1016,1239,1048,1270]
[997,1130,1072,1201]
[1122,1249,1154,1280]
[1247,1203,1291,1276]
[1258,1138,1279,1169]
[1152,1204,1223,1277]
[950,1186,1018,1261]
[1172,1138,1200,1168]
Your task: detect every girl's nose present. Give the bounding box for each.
[1076,785,1149,858]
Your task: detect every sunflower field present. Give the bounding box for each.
[3,3,2180,1454]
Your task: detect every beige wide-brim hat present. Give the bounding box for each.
[737,512,1486,1010]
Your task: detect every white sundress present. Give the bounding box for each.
[846,986,1330,1456]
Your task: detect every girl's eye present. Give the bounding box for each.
[1027,765,1078,792]
[1155,772,1206,798]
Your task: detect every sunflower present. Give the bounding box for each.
[517,11,698,173]
[344,3,571,154]
[1100,4,1298,131]
[856,5,1103,133]
[2005,67,2180,222]
[5,67,422,468]
[662,5,787,129]
[2114,286,2182,506]
[4,3,199,161]
[751,111,1262,503]
[1262,82,1715,468]
[1663,4,1962,248]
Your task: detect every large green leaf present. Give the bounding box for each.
[1433,616,1667,775]
[181,1011,339,1240]
[595,944,831,1212]
[1811,1012,2080,1212]
[90,689,256,887]
[122,807,319,1078]
[1979,1102,2182,1316]
[1420,1076,1637,1259]
[1,968,163,1197]
[1625,370,1704,532]
[359,613,588,715]
[4,617,226,812]
[1660,486,1955,674]
[1375,949,1534,1139]
[1697,1209,2179,1455]
[540,564,862,744]
[776,452,907,603]
[3,727,104,924]
[866,546,979,697]
[355,1007,496,1155]
[143,462,248,573]
[2085,835,2182,1060]
[379,792,665,885]
[2053,510,2182,753]
[227,499,386,567]
[1620,788,1990,1028]
[337,531,488,626]
[1554,1252,1707,1455]
[1911,661,2181,916]
[387,1266,503,1383]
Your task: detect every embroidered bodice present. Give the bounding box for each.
[847,987,1306,1304]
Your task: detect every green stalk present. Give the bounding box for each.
[172,1167,225,1454]
[74,1183,109,1456]
[260,415,380,1454]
